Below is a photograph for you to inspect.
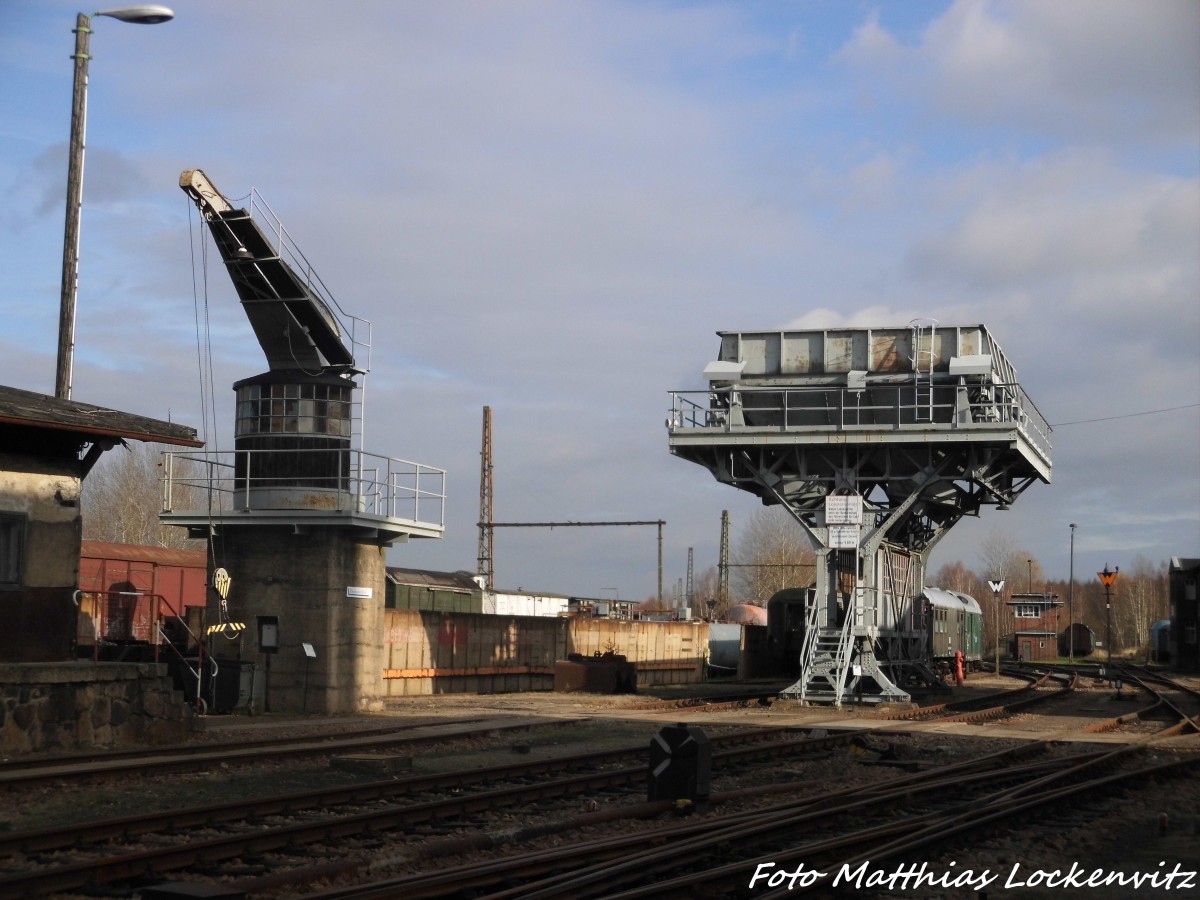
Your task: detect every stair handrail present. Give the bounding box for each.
[832,593,858,706]
[797,589,822,702]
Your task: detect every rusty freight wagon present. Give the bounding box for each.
[76,540,207,659]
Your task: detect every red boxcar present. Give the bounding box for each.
[76,541,207,656]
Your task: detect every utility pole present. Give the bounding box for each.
[1068,523,1077,661]
[477,406,494,588]
[718,510,730,613]
[686,547,694,611]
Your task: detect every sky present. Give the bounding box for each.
[1,0,1197,604]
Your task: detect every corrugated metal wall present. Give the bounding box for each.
[382,609,707,695]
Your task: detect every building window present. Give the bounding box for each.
[0,513,26,589]
[1016,605,1038,618]
[234,382,353,438]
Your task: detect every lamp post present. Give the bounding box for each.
[1068,524,1077,661]
[56,5,174,400]
[988,579,1005,675]
[1098,563,1119,673]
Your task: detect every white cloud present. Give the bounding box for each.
[839,0,1200,145]
[908,150,1199,295]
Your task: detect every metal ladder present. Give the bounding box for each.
[911,320,937,422]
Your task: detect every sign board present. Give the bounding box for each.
[302,642,317,659]
[346,586,373,599]
[259,618,279,653]
[828,524,860,549]
[825,495,863,525]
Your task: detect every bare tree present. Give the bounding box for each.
[975,527,1046,656]
[978,527,1023,585]
[732,507,816,604]
[691,565,720,617]
[1114,555,1168,654]
[82,442,203,550]
[929,560,983,596]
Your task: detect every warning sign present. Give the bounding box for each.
[825,495,863,525]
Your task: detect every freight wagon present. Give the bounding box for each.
[76,540,207,658]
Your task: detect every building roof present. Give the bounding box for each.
[81,540,206,569]
[386,567,481,592]
[1008,592,1062,606]
[0,385,201,448]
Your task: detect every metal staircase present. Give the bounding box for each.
[797,621,854,704]
[794,594,910,706]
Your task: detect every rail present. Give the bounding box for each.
[667,381,1052,463]
[161,448,446,529]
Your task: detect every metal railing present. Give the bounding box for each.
[246,188,372,374]
[667,381,1052,463]
[161,448,446,529]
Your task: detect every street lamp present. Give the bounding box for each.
[1068,524,1077,661]
[56,5,174,400]
[1098,563,1119,673]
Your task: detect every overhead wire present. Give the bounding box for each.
[1051,403,1199,427]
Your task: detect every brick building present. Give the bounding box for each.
[1007,591,1062,662]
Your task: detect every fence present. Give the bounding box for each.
[382,610,707,695]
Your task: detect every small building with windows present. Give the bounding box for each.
[1007,591,1062,662]
[0,385,201,662]
[1169,558,1199,671]
[0,385,201,754]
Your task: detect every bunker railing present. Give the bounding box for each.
[667,381,1052,464]
[247,187,372,374]
[161,448,446,529]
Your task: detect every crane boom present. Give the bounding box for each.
[179,168,360,375]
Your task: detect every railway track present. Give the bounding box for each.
[0,715,569,789]
[881,668,1072,724]
[4,676,1196,898]
[290,739,1200,900]
[0,725,860,898]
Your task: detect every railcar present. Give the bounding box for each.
[766,588,812,677]
[764,585,983,679]
[923,587,983,674]
[1059,622,1096,658]
[76,540,208,659]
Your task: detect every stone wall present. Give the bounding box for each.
[0,661,187,756]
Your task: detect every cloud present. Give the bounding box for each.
[839,0,1200,145]
[908,150,1199,294]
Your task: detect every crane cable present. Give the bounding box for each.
[187,200,240,640]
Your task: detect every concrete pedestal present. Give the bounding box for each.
[209,525,387,714]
